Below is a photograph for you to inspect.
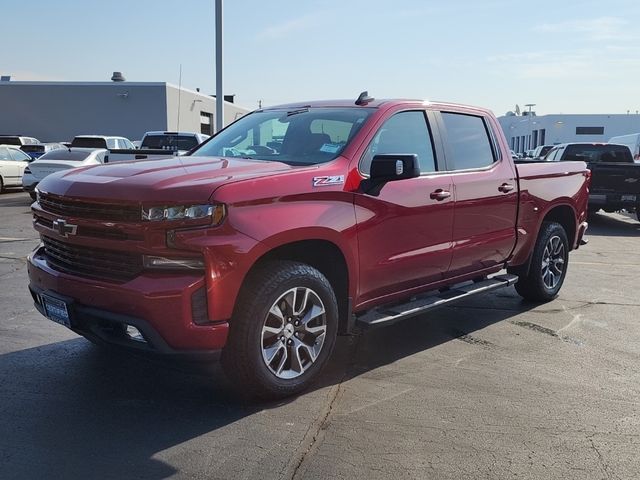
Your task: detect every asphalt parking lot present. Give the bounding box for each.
[1,189,639,480]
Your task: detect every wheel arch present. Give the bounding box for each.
[243,239,353,334]
[509,202,577,277]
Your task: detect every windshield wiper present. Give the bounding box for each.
[286,107,310,117]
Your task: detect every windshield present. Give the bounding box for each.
[38,149,94,161]
[142,135,200,151]
[562,144,633,163]
[192,107,374,165]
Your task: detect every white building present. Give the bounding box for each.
[498,112,640,154]
[0,77,251,142]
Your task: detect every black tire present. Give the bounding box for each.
[222,261,338,400]
[0,177,4,194]
[515,221,569,302]
[29,191,37,201]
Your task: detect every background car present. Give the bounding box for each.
[22,148,108,199]
[0,144,32,193]
[531,144,554,160]
[0,135,40,146]
[139,131,209,155]
[70,135,135,150]
[20,143,66,160]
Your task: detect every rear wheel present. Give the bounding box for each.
[0,177,4,194]
[515,221,569,302]
[222,261,338,399]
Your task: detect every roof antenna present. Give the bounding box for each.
[355,91,374,106]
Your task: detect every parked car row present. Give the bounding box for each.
[0,131,210,196]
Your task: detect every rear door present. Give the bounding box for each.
[435,111,518,278]
[354,109,455,305]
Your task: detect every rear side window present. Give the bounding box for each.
[441,113,496,170]
[0,147,11,160]
[361,111,436,175]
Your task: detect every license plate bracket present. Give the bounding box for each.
[41,294,71,328]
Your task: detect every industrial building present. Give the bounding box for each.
[0,76,250,143]
[498,112,640,154]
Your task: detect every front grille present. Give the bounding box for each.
[42,236,143,281]
[39,193,140,222]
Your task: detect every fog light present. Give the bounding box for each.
[125,325,146,343]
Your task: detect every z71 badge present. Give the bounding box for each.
[313,175,345,187]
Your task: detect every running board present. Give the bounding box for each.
[356,274,518,328]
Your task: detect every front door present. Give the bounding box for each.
[354,110,454,306]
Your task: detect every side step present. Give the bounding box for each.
[356,274,518,328]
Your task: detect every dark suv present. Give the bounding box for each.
[544,143,640,217]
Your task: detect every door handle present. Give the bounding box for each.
[430,189,451,201]
[498,183,515,193]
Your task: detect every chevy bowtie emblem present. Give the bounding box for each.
[52,219,78,238]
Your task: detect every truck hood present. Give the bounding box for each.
[37,156,295,203]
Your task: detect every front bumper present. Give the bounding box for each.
[22,173,38,191]
[589,193,638,209]
[27,246,229,353]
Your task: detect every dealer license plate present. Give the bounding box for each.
[621,195,637,202]
[41,294,71,328]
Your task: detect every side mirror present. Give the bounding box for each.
[360,154,420,196]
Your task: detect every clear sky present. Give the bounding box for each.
[4,0,640,115]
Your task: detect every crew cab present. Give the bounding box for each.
[543,142,640,219]
[27,95,590,398]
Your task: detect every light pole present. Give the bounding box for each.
[215,0,223,133]
[525,103,536,151]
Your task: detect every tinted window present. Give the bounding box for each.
[194,107,373,166]
[71,137,108,148]
[361,111,436,174]
[20,145,45,153]
[561,144,633,163]
[38,149,94,161]
[0,137,21,146]
[142,135,200,151]
[576,127,605,135]
[441,113,495,170]
[9,149,30,161]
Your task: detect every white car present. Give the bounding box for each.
[0,135,40,146]
[0,144,32,193]
[22,148,108,199]
[70,135,135,150]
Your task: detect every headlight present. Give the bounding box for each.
[35,187,41,203]
[143,255,205,270]
[141,204,225,224]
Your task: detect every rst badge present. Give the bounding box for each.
[312,175,345,187]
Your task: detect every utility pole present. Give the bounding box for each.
[215,0,223,133]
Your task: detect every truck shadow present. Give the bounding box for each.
[586,211,640,237]
[0,288,536,479]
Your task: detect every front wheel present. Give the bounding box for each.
[222,261,338,399]
[515,221,569,302]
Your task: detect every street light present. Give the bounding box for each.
[215,0,223,133]
[525,103,536,151]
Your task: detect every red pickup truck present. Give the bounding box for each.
[27,94,590,398]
